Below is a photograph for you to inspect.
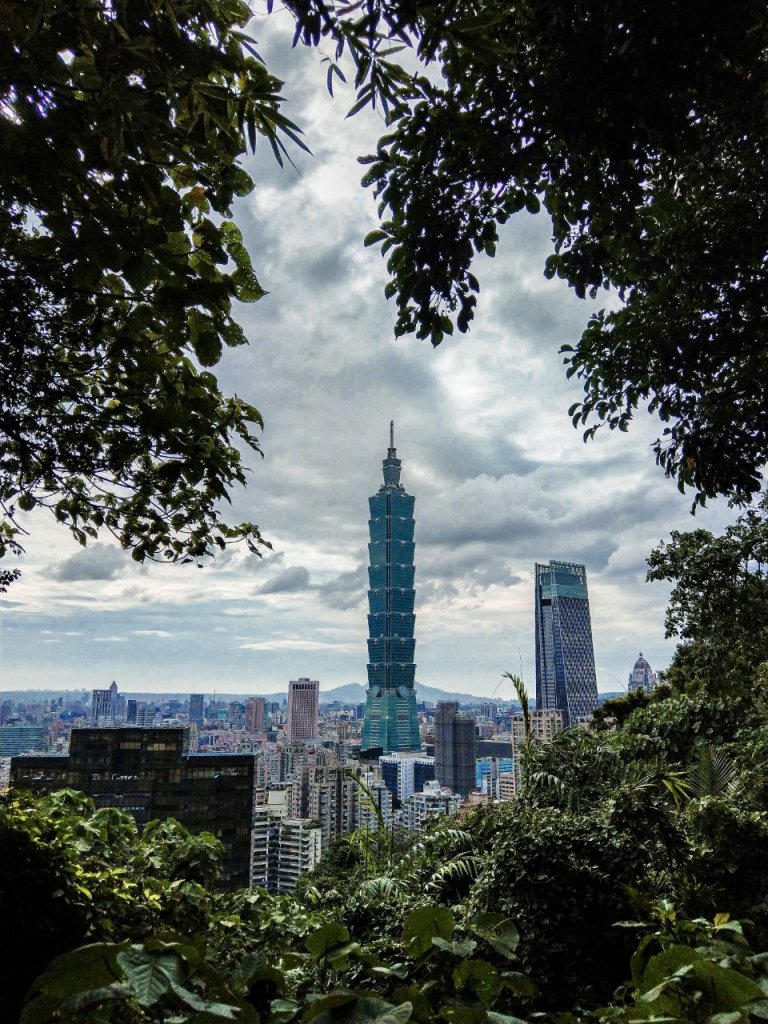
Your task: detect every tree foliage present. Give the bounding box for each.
[646,493,768,691]
[285,0,768,504]
[0,0,311,580]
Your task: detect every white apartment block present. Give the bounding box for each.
[403,780,461,832]
[379,752,435,802]
[275,820,322,893]
[498,771,517,802]
[250,789,321,892]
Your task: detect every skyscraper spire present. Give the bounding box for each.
[381,420,402,489]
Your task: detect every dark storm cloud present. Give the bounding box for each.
[51,544,129,582]
[318,563,367,610]
[421,430,538,484]
[257,565,312,594]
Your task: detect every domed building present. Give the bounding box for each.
[627,653,658,694]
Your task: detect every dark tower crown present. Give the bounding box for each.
[381,419,402,489]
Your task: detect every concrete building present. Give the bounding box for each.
[245,697,266,732]
[434,701,477,797]
[91,681,119,725]
[275,820,323,893]
[287,679,319,742]
[188,694,204,729]
[251,789,322,893]
[379,752,435,802]
[498,772,516,802]
[355,775,394,833]
[403,780,461,832]
[308,766,359,852]
[510,708,563,791]
[10,728,255,888]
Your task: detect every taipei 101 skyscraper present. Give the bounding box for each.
[361,423,421,753]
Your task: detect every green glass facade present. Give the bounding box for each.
[361,425,421,753]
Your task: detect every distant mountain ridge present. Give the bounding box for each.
[1,682,506,706]
[318,682,501,705]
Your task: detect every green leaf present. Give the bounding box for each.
[22,942,126,1006]
[306,922,350,959]
[467,913,520,959]
[402,906,455,957]
[431,937,478,958]
[116,946,177,1007]
[304,993,412,1023]
[168,980,240,1019]
[452,960,503,1005]
[364,230,389,246]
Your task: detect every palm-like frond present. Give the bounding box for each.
[688,745,739,798]
[425,852,483,897]
[356,876,408,902]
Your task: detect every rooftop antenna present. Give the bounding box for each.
[390,419,394,449]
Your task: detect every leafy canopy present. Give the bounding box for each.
[647,492,768,691]
[285,0,768,505]
[0,0,307,582]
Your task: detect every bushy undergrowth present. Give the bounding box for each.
[6,657,768,1022]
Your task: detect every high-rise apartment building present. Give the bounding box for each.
[403,780,461,832]
[251,791,322,893]
[434,701,477,797]
[287,679,319,742]
[535,561,599,727]
[361,423,420,753]
[245,697,266,732]
[628,653,658,693]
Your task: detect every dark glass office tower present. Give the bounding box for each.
[535,560,599,727]
[361,424,421,753]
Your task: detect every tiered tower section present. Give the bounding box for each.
[361,423,420,753]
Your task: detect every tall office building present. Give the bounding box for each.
[535,561,599,727]
[188,694,204,728]
[287,678,319,742]
[434,701,477,798]
[246,697,266,732]
[91,681,119,725]
[11,729,255,887]
[361,423,420,753]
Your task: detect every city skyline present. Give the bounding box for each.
[0,10,737,697]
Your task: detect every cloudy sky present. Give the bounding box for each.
[0,10,736,699]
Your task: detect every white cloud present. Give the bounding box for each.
[0,10,739,695]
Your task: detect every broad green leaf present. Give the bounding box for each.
[305,922,350,959]
[116,946,177,1007]
[452,959,502,1004]
[402,905,455,956]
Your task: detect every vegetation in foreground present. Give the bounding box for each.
[3,503,768,1022]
